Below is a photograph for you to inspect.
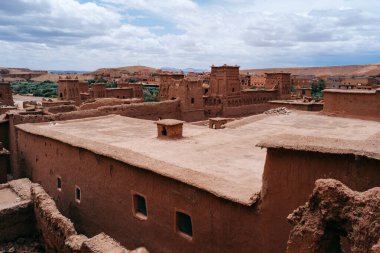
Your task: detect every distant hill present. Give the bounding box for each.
[89,66,157,76]
[241,63,380,77]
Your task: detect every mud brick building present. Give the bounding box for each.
[12,111,380,253]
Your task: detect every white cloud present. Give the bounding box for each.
[0,0,379,70]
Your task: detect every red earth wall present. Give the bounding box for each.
[323,90,380,121]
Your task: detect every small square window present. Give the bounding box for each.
[191,98,195,104]
[57,177,62,191]
[75,186,81,203]
[133,194,147,220]
[176,211,192,238]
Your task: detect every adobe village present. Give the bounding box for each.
[0,63,380,253]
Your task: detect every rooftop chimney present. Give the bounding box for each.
[155,119,184,139]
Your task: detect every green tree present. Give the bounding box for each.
[311,80,325,98]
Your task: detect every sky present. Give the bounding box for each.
[0,0,379,71]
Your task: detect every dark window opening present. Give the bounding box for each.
[75,186,81,203]
[162,127,167,136]
[133,194,147,218]
[191,98,195,104]
[57,177,62,190]
[176,211,192,237]
[171,97,176,100]
[232,88,235,92]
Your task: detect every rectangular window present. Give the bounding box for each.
[133,194,147,220]
[176,211,193,238]
[191,98,195,104]
[57,177,62,191]
[75,186,81,203]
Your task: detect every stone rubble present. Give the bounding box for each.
[264,107,291,115]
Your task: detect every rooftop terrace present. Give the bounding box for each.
[16,111,380,206]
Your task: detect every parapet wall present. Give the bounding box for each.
[223,103,270,117]
[323,89,380,121]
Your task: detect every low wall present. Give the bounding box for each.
[97,100,180,120]
[222,103,270,117]
[269,101,323,111]
[323,89,380,121]
[44,105,77,114]
[32,184,77,251]
[0,179,35,242]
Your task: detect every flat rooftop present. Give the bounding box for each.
[16,112,380,206]
[0,188,20,210]
[324,89,379,94]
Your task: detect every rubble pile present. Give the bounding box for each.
[264,107,291,115]
[287,179,380,253]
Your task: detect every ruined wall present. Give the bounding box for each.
[78,98,142,111]
[287,179,380,253]
[158,74,184,101]
[44,105,77,114]
[16,130,268,253]
[259,148,380,253]
[32,183,77,251]
[323,90,380,121]
[0,179,35,242]
[30,182,147,253]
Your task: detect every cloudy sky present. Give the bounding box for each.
[0,0,379,71]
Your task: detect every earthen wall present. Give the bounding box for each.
[16,131,268,253]
[105,88,134,99]
[323,90,380,121]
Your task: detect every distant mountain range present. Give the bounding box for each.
[160,67,208,73]
[3,63,380,82]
